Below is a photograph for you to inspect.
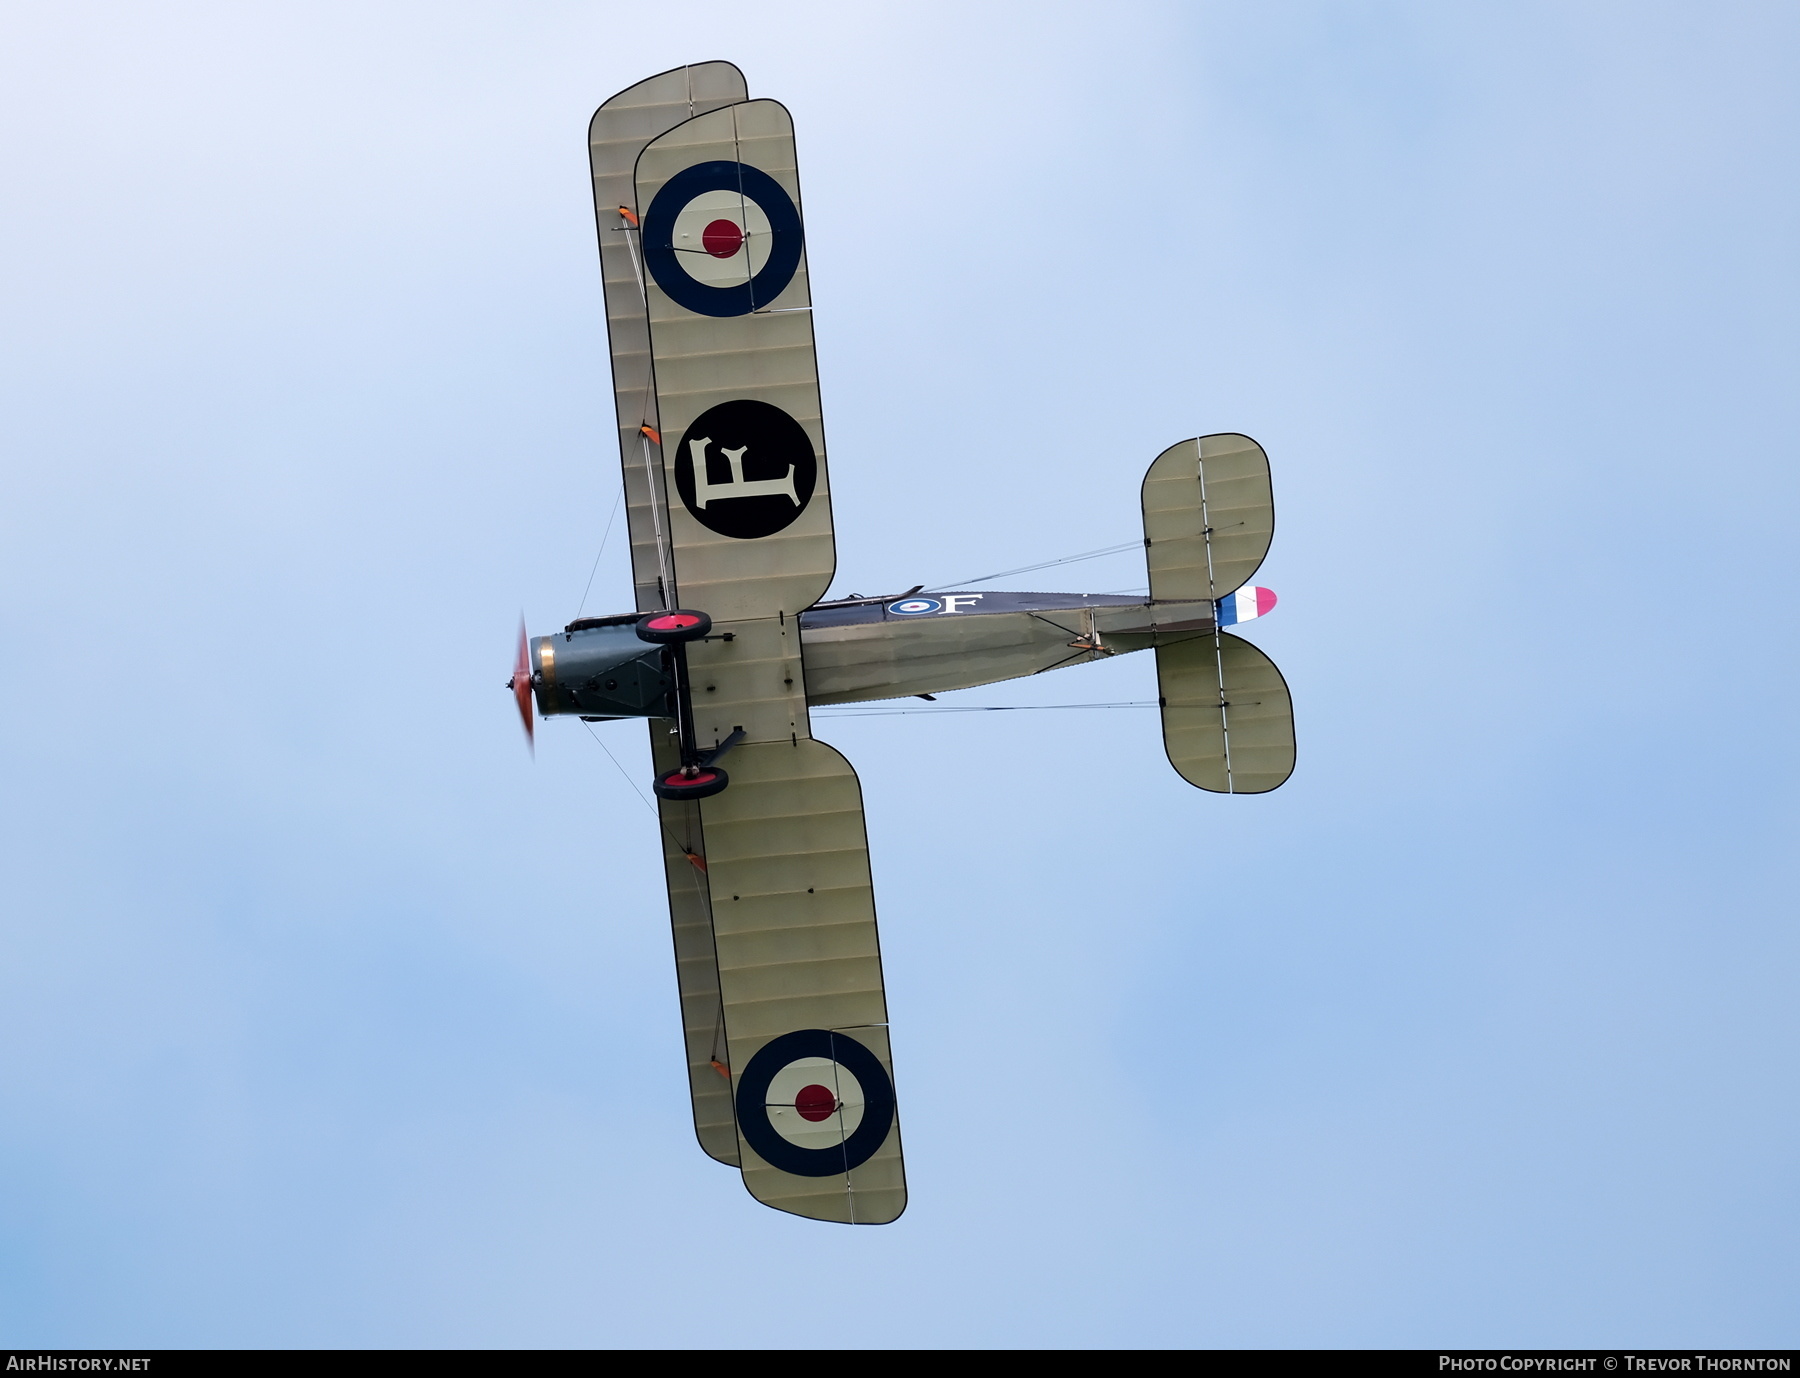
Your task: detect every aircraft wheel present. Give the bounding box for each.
[652,764,729,801]
[636,610,712,643]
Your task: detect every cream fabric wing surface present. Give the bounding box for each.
[590,63,749,1168]
[649,731,740,1166]
[631,101,905,1223]
[697,740,904,1225]
[590,63,749,614]
[634,99,835,622]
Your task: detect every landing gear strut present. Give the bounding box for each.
[637,610,741,802]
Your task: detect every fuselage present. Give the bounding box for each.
[797,589,1217,705]
[530,589,1218,722]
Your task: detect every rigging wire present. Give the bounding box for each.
[580,723,713,877]
[924,539,1142,593]
[581,720,659,819]
[574,488,625,619]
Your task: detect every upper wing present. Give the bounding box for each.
[628,100,905,1222]
[634,98,835,620]
[1142,433,1274,603]
[590,61,750,614]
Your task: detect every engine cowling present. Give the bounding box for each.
[529,614,674,721]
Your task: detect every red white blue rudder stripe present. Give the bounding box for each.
[1216,586,1277,627]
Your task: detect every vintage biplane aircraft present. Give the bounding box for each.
[507,62,1295,1225]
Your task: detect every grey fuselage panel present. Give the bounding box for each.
[797,590,1216,705]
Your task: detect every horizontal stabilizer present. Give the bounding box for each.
[1156,632,1294,794]
[1141,434,1274,603]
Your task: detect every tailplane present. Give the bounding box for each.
[1140,435,1295,793]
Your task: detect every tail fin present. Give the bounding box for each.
[1141,435,1293,794]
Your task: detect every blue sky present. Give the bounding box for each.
[1,0,1795,1348]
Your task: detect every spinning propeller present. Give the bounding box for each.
[508,619,534,754]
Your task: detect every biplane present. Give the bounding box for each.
[507,62,1296,1225]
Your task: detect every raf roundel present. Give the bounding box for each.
[641,160,804,318]
[888,597,942,616]
[673,399,818,540]
[734,1029,897,1177]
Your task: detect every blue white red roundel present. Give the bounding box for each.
[641,161,803,318]
[764,1056,866,1149]
[1216,586,1277,627]
[888,597,942,616]
[734,1029,896,1177]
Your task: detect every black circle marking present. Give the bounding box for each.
[642,160,803,318]
[673,399,816,540]
[734,1029,896,1178]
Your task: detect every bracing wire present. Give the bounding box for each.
[575,488,625,619]
[581,723,713,872]
[924,539,1142,593]
[581,720,659,819]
